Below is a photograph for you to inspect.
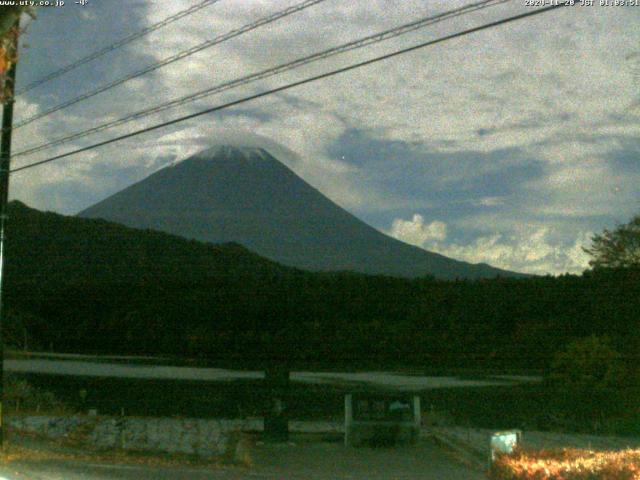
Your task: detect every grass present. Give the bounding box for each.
[422,383,555,430]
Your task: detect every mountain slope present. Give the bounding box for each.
[5,200,294,286]
[79,145,522,279]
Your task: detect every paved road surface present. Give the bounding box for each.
[0,438,486,479]
[7,357,535,391]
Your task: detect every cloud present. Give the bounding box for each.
[390,214,447,246]
[9,0,640,274]
[389,214,593,275]
[476,196,504,207]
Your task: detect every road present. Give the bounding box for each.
[0,438,486,479]
[6,356,537,391]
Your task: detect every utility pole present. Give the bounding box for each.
[0,18,20,450]
[264,365,290,442]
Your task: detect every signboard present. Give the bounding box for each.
[353,396,414,422]
[490,430,522,464]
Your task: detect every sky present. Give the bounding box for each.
[8,0,640,275]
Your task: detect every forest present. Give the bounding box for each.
[4,200,638,375]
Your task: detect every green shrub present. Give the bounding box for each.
[4,375,69,414]
[549,336,627,427]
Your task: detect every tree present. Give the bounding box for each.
[0,6,35,36]
[583,213,640,269]
[0,7,35,103]
[549,336,627,428]
[0,8,22,37]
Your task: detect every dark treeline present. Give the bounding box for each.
[4,201,639,372]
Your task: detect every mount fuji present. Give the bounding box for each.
[79,145,522,279]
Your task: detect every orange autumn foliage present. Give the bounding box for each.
[490,447,640,480]
[0,27,19,103]
[0,46,8,75]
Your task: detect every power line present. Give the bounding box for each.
[16,0,222,95]
[13,0,510,159]
[13,0,328,130]
[11,2,572,175]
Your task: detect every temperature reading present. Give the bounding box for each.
[75,0,89,5]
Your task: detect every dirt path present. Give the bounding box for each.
[0,437,485,479]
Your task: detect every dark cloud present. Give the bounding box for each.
[18,2,154,111]
[327,127,542,229]
[607,141,640,175]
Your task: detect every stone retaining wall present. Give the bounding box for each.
[7,415,260,457]
[7,415,344,458]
